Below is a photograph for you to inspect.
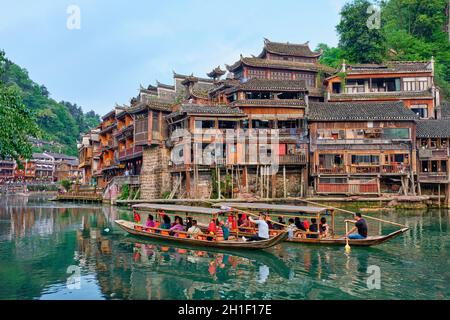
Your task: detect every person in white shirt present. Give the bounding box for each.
[243,213,269,241]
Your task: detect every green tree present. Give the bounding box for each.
[316,43,345,69]
[337,0,386,64]
[0,51,40,161]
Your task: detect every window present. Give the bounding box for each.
[382,128,410,139]
[195,120,215,129]
[218,120,237,129]
[252,120,270,129]
[411,105,428,119]
[351,155,380,165]
[271,71,292,81]
[403,77,429,91]
[248,69,266,79]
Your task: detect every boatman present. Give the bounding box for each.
[346,212,368,240]
[243,213,269,241]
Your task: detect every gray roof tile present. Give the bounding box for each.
[308,101,418,121]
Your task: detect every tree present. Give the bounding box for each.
[0,51,40,161]
[316,43,344,69]
[337,0,386,64]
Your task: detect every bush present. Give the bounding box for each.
[60,179,72,192]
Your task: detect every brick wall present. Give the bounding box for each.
[140,146,171,199]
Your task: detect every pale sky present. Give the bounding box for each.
[0,0,348,115]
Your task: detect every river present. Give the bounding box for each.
[0,195,448,300]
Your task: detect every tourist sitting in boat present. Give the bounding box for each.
[287,218,296,239]
[228,214,237,231]
[160,215,172,230]
[238,214,251,231]
[170,216,184,237]
[303,218,310,231]
[346,212,368,240]
[219,220,230,240]
[294,217,306,231]
[186,217,193,231]
[146,214,155,228]
[243,213,269,241]
[187,220,202,238]
[307,218,319,239]
[273,216,286,230]
[134,212,141,224]
[320,217,329,238]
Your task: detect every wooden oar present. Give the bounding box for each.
[344,220,351,253]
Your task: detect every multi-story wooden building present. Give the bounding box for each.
[0,160,15,183]
[78,128,101,184]
[325,60,440,119]
[97,110,119,188]
[308,101,419,195]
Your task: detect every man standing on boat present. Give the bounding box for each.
[243,213,269,241]
[346,212,368,240]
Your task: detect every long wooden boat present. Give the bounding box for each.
[115,219,288,250]
[214,202,409,247]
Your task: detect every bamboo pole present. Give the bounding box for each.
[300,199,408,228]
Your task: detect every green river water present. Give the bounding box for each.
[0,195,448,300]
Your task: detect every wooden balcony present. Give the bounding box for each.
[317,183,378,195]
[279,154,307,165]
[317,166,346,175]
[418,172,449,183]
[418,148,449,159]
[118,146,143,162]
[317,164,409,175]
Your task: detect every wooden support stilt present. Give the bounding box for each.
[283,165,287,198]
[377,176,381,197]
[217,167,221,199]
[438,183,441,208]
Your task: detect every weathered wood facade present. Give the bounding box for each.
[309,101,419,195]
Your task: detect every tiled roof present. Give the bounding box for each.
[260,39,322,58]
[329,90,433,101]
[439,102,450,119]
[166,104,244,119]
[101,110,116,120]
[232,99,306,108]
[226,57,335,74]
[157,81,175,90]
[207,66,226,79]
[346,61,432,74]
[416,119,450,138]
[308,101,418,121]
[128,99,173,113]
[228,78,307,92]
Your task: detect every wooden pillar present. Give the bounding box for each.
[186,170,191,198]
[445,183,450,208]
[283,165,287,198]
[438,183,441,208]
[377,176,381,197]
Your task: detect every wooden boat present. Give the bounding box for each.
[214,202,409,247]
[115,219,288,251]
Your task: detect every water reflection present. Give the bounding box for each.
[0,195,449,300]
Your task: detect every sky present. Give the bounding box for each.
[0,0,347,116]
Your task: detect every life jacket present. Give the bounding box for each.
[134,212,141,223]
[303,219,310,230]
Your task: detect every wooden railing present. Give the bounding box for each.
[317,183,378,194]
[418,148,449,159]
[317,164,409,175]
[279,154,307,164]
[418,172,449,182]
[118,146,143,161]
